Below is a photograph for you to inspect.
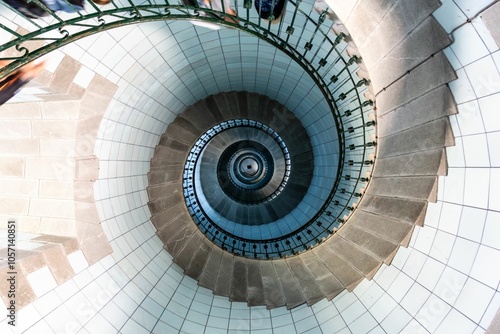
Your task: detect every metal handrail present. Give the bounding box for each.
[0,0,375,259]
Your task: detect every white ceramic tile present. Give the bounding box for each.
[454,0,494,18]
[415,294,452,333]
[67,250,89,274]
[482,211,500,250]
[458,206,487,243]
[454,278,495,323]
[433,267,467,306]
[73,66,95,89]
[477,93,500,133]
[470,245,500,289]
[462,134,490,167]
[465,56,500,98]
[435,308,478,334]
[26,266,58,298]
[487,132,500,166]
[449,68,478,104]
[380,306,412,334]
[480,291,500,329]
[463,168,490,208]
[451,24,490,66]
[83,313,117,333]
[448,237,480,275]
[489,168,500,211]
[456,100,486,136]
[443,168,466,204]
[473,17,500,53]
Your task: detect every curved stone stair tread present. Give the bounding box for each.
[260,260,286,309]
[272,260,306,309]
[367,176,438,202]
[375,52,457,115]
[368,16,452,93]
[286,257,325,306]
[325,235,381,280]
[147,182,182,200]
[198,246,223,290]
[163,122,199,146]
[312,246,364,291]
[151,145,190,165]
[214,252,234,296]
[158,135,192,152]
[374,149,447,177]
[358,195,428,226]
[337,224,399,265]
[377,117,454,158]
[185,235,214,280]
[353,0,443,71]
[156,212,195,255]
[247,259,266,306]
[230,257,248,302]
[148,168,184,186]
[151,201,188,231]
[347,210,415,247]
[377,85,457,136]
[173,231,203,270]
[147,191,184,214]
[298,252,345,301]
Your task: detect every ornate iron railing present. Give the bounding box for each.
[0,0,376,258]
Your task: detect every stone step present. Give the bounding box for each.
[148,167,184,185]
[173,231,203,271]
[368,16,451,93]
[367,176,438,202]
[326,236,381,280]
[179,106,216,133]
[157,136,192,153]
[359,195,428,226]
[146,182,183,201]
[198,246,223,290]
[260,260,286,309]
[147,191,184,216]
[152,145,189,165]
[201,96,225,123]
[374,149,447,177]
[150,201,188,231]
[337,224,399,265]
[286,257,325,306]
[157,213,196,256]
[377,117,454,158]
[348,210,415,247]
[246,259,266,307]
[189,241,213,281]
[162,123,199,146]
[299,252,345,301]
[273,260,306,309]
[213,252,234,297]
[230,257,248,302]
[313,245,364,291]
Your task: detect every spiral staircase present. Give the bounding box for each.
[2,0,497,333]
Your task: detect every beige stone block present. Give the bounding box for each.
[32,235,79,254]
[40,139,76,157]
[0,197,29,215]
[0,101,41,119]
[41,100,80,120]
[76,221,112,265]
[74,201,100,224]
[50,55,81,94]
[0,157,25,177]
[73,181,94,202]
[32,120,77,138]
[40,243,75,285]
[39,218,77,237]
[26,157,75,180]
[0,140,39,156]
[74,136,96,158]
[0,215,41,232]
[75,156,99,181]
[76,115,103,139]
[0,121,31,138]
[0,266,36,310]
[29,198,75,219]
[0,178,38,197]
[39,180,73,199]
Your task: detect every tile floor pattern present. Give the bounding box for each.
[0,0,499,333]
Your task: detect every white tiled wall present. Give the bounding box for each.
[1,0,499,333]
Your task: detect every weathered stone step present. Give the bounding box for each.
[230,257,248,302]
[213,252,234,296]
[313,245,364,291]
[367,176,438,202]
[359,195,428,226]
[198,246,223,290]
[286,257,324,306]
[299,252,345,301]
[173,231,203,273]
[374,149,447,177]
[273,260,306,309]
[260,260,286,309]
[246,259,266,307]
